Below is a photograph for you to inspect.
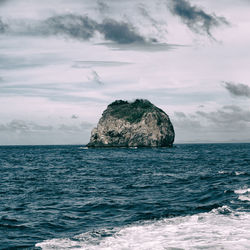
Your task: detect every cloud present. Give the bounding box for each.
[223,81,250,98]
[0,119,93,133]
[196,105,250,127]
[0,119,94,145]
[43,14,98,40]
[98,18,147,44]
[0,18,8,33]
[71,114,78,119]
[72,60,132,68]
[0,120,53,133]
[0,1,231,44]
[173,105,250,143]
[168,0,228,36]
[87,70,104,85]
[59,122,93,132]
[3,13,151,45]
[0,0,9,4]
[96,0,110,15]
[100,41,179,52]
[174,111,186,118]
[173,112,202,129]
[137,4,163,38]
[175,105,250,129]
[138,4,157,25]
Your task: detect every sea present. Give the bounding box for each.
[1,143,250,250]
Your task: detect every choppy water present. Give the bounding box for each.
[0,143,250,249]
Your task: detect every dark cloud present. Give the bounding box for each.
[168,0,228,36]
[87,70,104,85]
[98,18,146,44]
[0,1,230,43]
[196,105,250,127]
[40,14,149,44]
[0,18,8,33]
[223,81,250,98]
[43,14,98,40]
[17,14,150,44]
[71,115,78,119]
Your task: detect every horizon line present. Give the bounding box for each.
[0,141,250,147]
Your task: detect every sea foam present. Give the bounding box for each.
[234,187,250,202]
[36,207,250,250]
[234,188,250,194]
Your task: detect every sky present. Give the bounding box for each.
[0,0,250,145]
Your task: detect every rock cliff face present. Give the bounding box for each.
[87,99,175,147]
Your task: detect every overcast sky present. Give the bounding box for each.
[0,0,250,145]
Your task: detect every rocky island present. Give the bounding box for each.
[87,99,175,147]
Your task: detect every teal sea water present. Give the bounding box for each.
[1,143,250,249]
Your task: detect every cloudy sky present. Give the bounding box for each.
[0,0,250,145]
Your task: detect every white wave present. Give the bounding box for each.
[235,171,245,176]
[218,171,227,174]
[234,188,250,194]
[234,188,250,202]
[218,171,246,176]
[238,195,250,202]
[36,206,250,250]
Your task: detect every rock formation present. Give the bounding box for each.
[87,99,175,147]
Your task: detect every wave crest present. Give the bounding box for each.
[36,207,250,250]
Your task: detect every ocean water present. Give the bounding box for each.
[0,143,250,249]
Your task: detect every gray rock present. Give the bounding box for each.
[87,99,175,147]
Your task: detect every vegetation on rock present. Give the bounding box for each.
[106,99,163,124]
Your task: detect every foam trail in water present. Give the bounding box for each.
[36,206,250,250]
[218,171,247,176]
[235,171,245,176]
[234,188,250,194]
[235,187,250,201]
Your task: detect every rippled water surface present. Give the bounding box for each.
[1,144,250,249]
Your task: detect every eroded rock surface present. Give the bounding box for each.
[87,99,175,147]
